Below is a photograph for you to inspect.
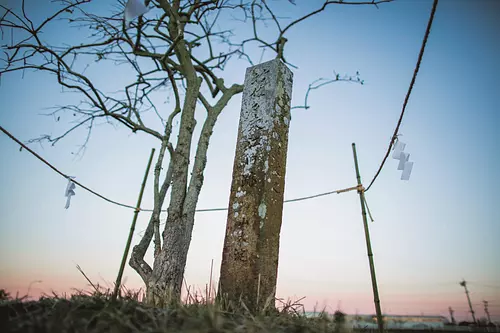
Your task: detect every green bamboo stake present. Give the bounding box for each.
[351,143,384,333]
[112,148,155,301]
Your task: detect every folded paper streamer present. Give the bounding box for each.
[401,161,413,181]
[397,151,410,170]
[65,178,76,209]
[392,140,406,159]
[392,139,414,180]
[124,0,149,25]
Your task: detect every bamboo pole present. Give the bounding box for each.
[112,148,155,301]
[352,143,384,333]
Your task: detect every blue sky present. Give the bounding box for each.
[1,0,499,321]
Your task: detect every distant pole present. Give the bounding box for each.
[449,306,456,325]
[351,143,384,333]
[459,280,477,324]
[112,148,155,301]
[483,300,491,325]
[208,259,214,302]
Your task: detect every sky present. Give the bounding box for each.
[1,0,499,323]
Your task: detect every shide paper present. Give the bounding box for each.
[64,178,76,209]
[392,139,414,181]
[124,0,149,25]
[397,151,410,171]
[401,161,414,181]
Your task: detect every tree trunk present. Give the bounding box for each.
[143,53,200,304]
[146,213,194,305]
[129,8,244,304]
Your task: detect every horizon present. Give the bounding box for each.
[1,0,499,324]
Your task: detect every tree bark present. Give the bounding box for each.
[145,76,201,305]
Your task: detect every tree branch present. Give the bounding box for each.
[184,83,243,215]
[292,71,365,110]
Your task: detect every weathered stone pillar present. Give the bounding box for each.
[218,58,293,312]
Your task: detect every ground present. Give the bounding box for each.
[0,290,341,333]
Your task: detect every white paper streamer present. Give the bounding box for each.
[392,140,406,159]
[65,178,76,209]
[397,152,410,170]
[401,161,414,181]
[124,0,149,25]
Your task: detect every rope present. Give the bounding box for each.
[365,0,439,192]
[364,195,375,222]
[0,125,138,210]
[1,125,360,213]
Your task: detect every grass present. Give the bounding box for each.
[0,287,345,333]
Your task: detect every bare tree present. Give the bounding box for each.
[0,0,391,306]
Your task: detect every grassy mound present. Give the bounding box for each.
[0,291,340,333]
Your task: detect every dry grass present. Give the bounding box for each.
[0,264,345,332]
[0,287,345,333]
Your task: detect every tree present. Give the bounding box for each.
[477,317,488,327]
[333,310,346,324]
[333,310,346,332]
[0,289,11,302]
[0,0,391,306]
